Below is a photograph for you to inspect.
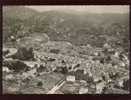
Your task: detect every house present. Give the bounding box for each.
[66,75,75,82]
[114,52,119,58]
[79,87,88,94]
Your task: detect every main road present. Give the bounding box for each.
[47,77,66,94]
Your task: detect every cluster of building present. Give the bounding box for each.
[2,41,129,94]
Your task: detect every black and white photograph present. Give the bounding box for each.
[2,5,130,94]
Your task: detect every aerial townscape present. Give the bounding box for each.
[2,6,130,94]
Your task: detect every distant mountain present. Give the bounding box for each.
[3,6,38,20]
[3,6,40,43]
[3,6,129,50]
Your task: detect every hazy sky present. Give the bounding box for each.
[27,5,129,13]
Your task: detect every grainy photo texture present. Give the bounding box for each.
[2,5,130,94]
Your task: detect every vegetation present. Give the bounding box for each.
[2,6,129,94]
[3,6,129,51]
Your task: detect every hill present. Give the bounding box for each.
[3,6,129,51]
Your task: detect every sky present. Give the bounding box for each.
[27,5,129,13]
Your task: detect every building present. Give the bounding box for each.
[79,87,88,94]
[66,75,75,82]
